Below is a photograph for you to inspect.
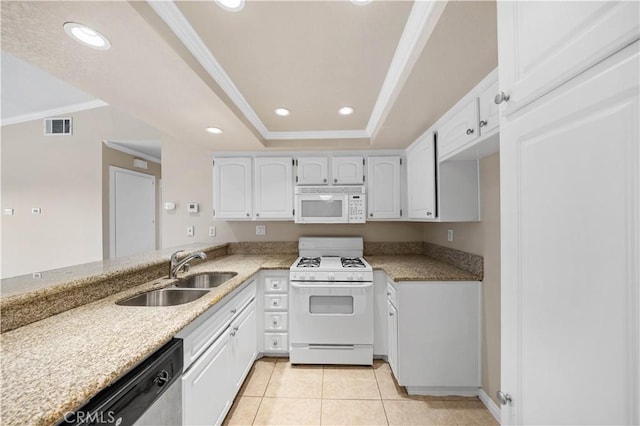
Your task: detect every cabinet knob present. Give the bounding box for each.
[231,308,237,314]
[230,331,236,336]
[386,291,391,296]
[369,213,373,217]
[233,326,239,331]
[494,91,510,104]
[323,178,327,183]
[496,391,512,405]
[273,340,278,347]
[389,312,394,317]
[256,213,259,217]
[246,213,250,217]
[334,178,337,183]
[479,120,488,127]
[466,128,474,135]
[426,211,432,216]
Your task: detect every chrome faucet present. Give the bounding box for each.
[169,250,207,279]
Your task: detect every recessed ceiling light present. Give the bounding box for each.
[216,0,245,12]
[206,127,223,134]
[63,22,111,50]
[274,108,291,117]
[339,106,355,115]
[351,0,372,5]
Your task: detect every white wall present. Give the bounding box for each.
[161,138,425,248]
[1,108,109,278]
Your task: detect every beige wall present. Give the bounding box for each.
[161,137,425,248]
[423,152,501,405]
[101,145,162,259]
[0,108,109,278]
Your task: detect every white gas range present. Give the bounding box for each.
[289,237,373,365]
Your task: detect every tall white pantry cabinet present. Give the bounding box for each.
[497,1,639,425]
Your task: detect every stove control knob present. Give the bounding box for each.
[328,273,336,281]
[309,273,316,280]
[347,274,354,281]
[356,273,364,281]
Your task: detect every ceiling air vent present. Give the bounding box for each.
[44,117,72,136]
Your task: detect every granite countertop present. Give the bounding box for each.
[366,255,481,281]
[0,252,475,426]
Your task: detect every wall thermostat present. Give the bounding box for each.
[188,203,199,213]
[164,202,176,210]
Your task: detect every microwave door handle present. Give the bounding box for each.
[290,282,373,289]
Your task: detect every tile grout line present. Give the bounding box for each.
[319,365,324,426]
[373,365,391,426]
[251,360,277,425]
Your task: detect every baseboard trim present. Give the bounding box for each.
[479,388,502,424]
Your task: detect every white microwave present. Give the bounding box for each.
[294,186,366,224]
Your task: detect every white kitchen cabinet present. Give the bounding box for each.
[388,279,481,394]
[499,39,639,425]
[228,299,256,393]
[332,156,364,185]
[497,1,639,115]
[253,157,294,220]
[260,271,289,354]
[182,329,232,426]
[213,157,252,219]
[296,157,328,185]
[406,132,436,219]
[437,99,479,159]
[178,279,257,425]
[367,156,401,219]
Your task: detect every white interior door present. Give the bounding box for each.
[110,167,156,258]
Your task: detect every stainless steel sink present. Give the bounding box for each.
[117,288,210,307]
[173,272,237,289]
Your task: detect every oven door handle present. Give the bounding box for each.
[290,282,373,289]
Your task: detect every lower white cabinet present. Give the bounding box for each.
[179,280,257,425]
[386,279,481,395]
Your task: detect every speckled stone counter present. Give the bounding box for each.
[366,255,482,281]
[0,254,295,426]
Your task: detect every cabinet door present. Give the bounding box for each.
[497,1,639,115]
[500,44,639,425]
[213,157,252,219]
[387,298,398,378]
[367,156,401,219]
[229,300,257,392]
[478,78,499,135]
[437,99,478,160]
[296,157,328,185]
[182,332,232,426]
[254,157,293,220]
[332,156,364,185]
[407,134,436,220]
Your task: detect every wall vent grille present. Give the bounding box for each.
[44,117,72,135]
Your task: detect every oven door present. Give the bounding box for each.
[289,281,373,345]
[295,194,348,223]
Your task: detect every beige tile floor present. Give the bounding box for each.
[223,358,498,426]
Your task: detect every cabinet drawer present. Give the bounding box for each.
[264,294,288,310]
[386,282,397,307]
[264,312,288,331]
[264,277,288,293]
[264,333,288,352]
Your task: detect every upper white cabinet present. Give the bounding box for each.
[332,156,364,185]
[367,156,401,220]
[497,1,639,115]
[437,99,479,160]
[296,157,328,185]
[213,157,252,219]
[407,132,436,220]
[253,157,294,220]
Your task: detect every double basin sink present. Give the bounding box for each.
[117,272,237,307]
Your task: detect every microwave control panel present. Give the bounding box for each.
[348,194,366,223]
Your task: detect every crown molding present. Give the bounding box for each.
[0,100,108,127]
[104,140,161,164]
[148,1,444,141]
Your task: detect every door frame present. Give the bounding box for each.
[109,166,156,258]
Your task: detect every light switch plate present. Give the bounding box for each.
[209,226,216,237]
[256,225,266,236]
[3,208,14,215]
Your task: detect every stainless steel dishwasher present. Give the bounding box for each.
[61,338,183,426]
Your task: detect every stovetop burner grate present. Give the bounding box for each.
[297,257,321,268]
[340,257,366,268]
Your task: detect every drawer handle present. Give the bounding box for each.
[231,308,237,314]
